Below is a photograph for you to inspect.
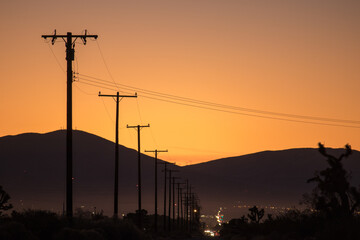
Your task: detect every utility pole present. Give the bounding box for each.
[177,182,185,229]
[188,185,193,232]
[185,179,189,231]
[181,191,186,229]
[127,124,150,229]
[160,162,170,231]
[145,149,168,233]
[167,169,179,231]
[172,176,180,229]
[42,30,98,218]
[99,92,137,218]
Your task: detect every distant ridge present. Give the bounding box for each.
[1,130,360,219]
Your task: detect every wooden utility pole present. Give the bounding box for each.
[99,92,137,218]
[160,162,170,231]
[172,176,180,229]
[127,124,150,229]
[167,169,179,231]
[41,30,98,218]
[145,149,168,233]
[176,182,185,229]
[185,179,189,230]
[188,185,193,232]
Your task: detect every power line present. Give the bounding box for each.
[76,73,360,124]
[74,73,360,128]
[95,40,121,92]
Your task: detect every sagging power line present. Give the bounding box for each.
[74,72,360,129]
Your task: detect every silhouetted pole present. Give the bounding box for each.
[177,183,185,229]
[160,162,169,231]
[42,30,98,218]
[145,149,168,233]
[177,182,180,228]
[190,192,194,231]
[127,124,150,229]
[188,186,193,232]
[172,177,180,229]
[168,170,172,231]
[185,179,189,231]
[168,169,179,231]
[99,92,137,218]
[180,189,184,229]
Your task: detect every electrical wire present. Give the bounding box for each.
[74,73,360,129]
[47,42,65,73]
[75,73,360,125]
[95,40,122,92]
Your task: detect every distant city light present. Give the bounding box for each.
[204,229,215,237]
[216,207,224,226]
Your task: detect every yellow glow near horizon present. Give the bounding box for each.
[1,1,360,165]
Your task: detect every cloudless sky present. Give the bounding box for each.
[1,0,360,165]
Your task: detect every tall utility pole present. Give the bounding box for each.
[177,182,185,229]
[99,92,137,218]
[185,179,189,230]
[172,176,180,229]
[145,149,168,233]
[181,191,185,229]
[41,30,98,218]
[188,185,193,232]
[160,162,170,231]
[168,169,179,231]
[127,124,150,229]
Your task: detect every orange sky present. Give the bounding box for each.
[1,0,360,165]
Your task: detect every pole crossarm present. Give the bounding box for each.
[42,29,98,45]
[99,92,137,98]
[127,124,150,130]
[145,149,168,153]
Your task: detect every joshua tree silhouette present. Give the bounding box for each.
[247,205,264,223]
[304,143,360,218]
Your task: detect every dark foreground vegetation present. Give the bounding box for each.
[0,209,148,240]
[0,188,199,240]
[221,209,360,240]
[0,209,201,240]
[220,143,360,240]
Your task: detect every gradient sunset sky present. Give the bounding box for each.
[1,0,360,165]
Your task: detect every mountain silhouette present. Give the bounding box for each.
[1,130,360,220]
